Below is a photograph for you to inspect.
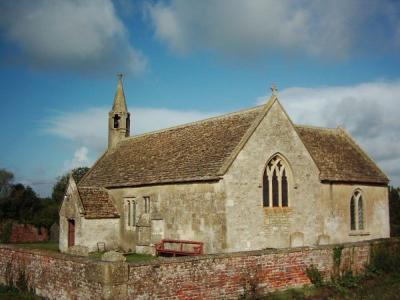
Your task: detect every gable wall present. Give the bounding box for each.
[108,181,227,254]
[59,182,120,253]
[320,183,389,243]
[223,100,322,251]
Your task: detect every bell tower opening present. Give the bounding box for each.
[108,74,130,150]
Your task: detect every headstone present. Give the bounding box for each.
[101,250,126,262]
[50,223,60,242]
[290,232,304,247]
[317,234,330,245]
[68,245,89,257]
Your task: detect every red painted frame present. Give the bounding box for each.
[155,239,204,256]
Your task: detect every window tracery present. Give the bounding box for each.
[263,155,290,208]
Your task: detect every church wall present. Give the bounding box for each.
[79,218,120,252]
[223,100,323,252]
[59,180,120,253]
[320,183,390,244]
[108,181,227,254]
[59,181,83,253]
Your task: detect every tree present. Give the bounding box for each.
[51,167,90,203]
[0,168,14,198]
[389,186,400,237]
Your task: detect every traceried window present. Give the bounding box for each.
[350,190,364,231]
[263,155,290,208]
[125,198,136,229]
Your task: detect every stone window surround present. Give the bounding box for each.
[349,189,370,236]
[125,198,136,230]
[262,153,293,209]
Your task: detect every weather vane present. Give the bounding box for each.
[271,84,278,96]
[117,73,123,80]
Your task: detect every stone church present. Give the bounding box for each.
[59,76,390,254]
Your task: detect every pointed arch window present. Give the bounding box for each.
[263,155,290,208]
[350,190,364,231]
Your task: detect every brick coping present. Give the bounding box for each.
[1,237,398,268]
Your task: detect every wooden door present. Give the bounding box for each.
[68,219,75,247]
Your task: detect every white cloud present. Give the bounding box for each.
[43,106,218,168]
[258,80,400,186]
[0,0,146,73]
[44,80,400,187]
[63,146,91,172]
[147,0,400,59]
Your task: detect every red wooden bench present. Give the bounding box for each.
[155,239,204,256]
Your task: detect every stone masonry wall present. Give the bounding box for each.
[0,238,398,300]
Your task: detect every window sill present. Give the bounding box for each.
[263,207,292,213]
[349,231,370,236]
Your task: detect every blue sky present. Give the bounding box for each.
[1,0,400,196]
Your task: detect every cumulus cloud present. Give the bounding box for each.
[147,0,400,58]
[64,146,91,171]
[43,106,217,165]
[0,0,146,73]
[258,80,400,185]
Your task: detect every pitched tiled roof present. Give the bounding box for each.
[80,105,265,188]
[80,100,388,189]
[295,126,389,184]
[78,187,119,219]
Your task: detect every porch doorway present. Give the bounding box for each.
[68,219,75,247]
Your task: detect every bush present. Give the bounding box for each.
[369,241,400,273]
[0,221,13,243]
[305,265,323,287]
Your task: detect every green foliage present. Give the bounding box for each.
[0,167,89,233]
[0,221,13,243]
[0,267,42,300]
[17,242,59,252]
[0,184,55,229]
[16,269,29,292]
[305,265,323,287]
[332,246,343,268]
[0,168,14,198]
[51,167,89,203]
[369,241,400,273]
[389,186,400,237]
[0,284,43,300]
[331,270,360,290]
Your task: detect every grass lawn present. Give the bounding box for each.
[264,272,400,300]
[0,285,43,300]
[9,241,156,262]
[14,241,59,252]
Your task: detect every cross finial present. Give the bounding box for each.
[117,73,123,81]
[271,84,278,96]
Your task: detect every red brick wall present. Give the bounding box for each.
[126,245,371,299]
[9,224,49,243]
[0,246,104,299]
[0,239,397,300]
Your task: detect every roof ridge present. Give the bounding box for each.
[295,124,339,131]
[121,104,265,142]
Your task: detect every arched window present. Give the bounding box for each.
[263,155,290,208]
[350,190,364,231]
[125,198,136,229]
[113,114,120,128]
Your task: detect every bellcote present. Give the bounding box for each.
[108,74,130,150]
